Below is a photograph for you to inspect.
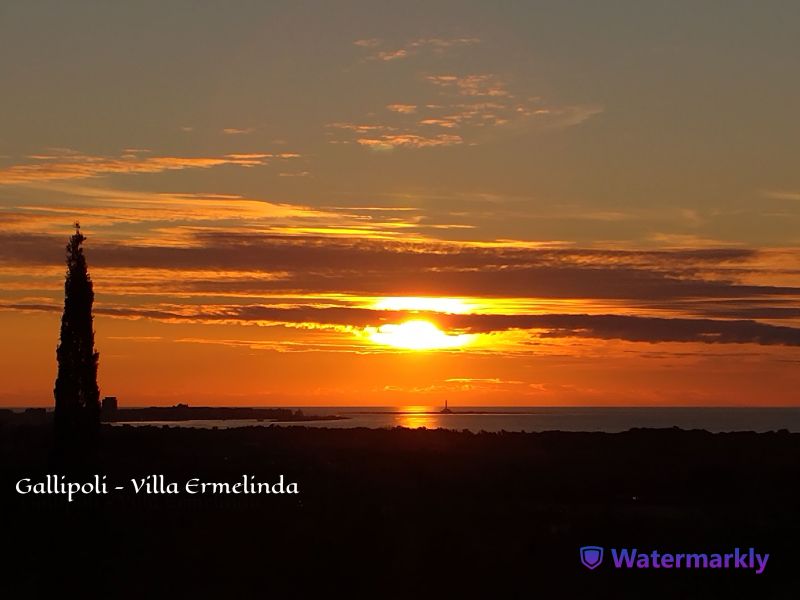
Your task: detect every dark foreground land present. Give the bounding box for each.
[2,423,799,599]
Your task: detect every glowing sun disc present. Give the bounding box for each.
[368,319,473,350]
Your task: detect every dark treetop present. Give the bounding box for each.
[53,224,100,437]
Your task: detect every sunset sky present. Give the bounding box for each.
[2,1,800,407]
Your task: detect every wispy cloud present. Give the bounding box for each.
[6,301,800,349]
[525,105,604,129]
[0,181,450,241]
[327,122,396,134]
[1,226,792,304]
[426,74,509,97]
[386,104,418,114]
[0,148,297,184]
[762,190,800,202]
[353,38,382,48]
[328,122,465,149]
[328,68,601,149]
[355,37,480,61]
[222,127,256,135]
[2,219,799,362]
[419,118,460,128]
[374,48,409,61]
[357,133,463,150]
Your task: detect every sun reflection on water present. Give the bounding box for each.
[395,406,443,429]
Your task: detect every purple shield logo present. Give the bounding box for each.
[580,546,604,570]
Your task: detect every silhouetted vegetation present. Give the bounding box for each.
[53,224,100,446]
[2,424,799,597]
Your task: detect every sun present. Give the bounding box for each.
[368,320,473,350]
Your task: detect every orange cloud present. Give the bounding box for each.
[375,49,408,61]
[329,69,600,150]
[353,38,382,48]
[222,127,255,135]
[426,74,509,97]
[357,133,463,149]
[420,118,459,128]
[356,37,480,61]
[0,149,293,184]
[386,104,418,114]
[327,122,396,133]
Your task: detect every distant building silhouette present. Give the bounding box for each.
[102,396,118,413]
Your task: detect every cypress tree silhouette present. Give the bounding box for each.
[54,223,100,441]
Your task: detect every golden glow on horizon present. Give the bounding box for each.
[398,405,430,413]
[397,414,441,429]
[367,320,474,350]
[373,296,472,313]
[395,405,439,429]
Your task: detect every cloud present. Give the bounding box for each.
[0,148,292,184]
[386,104,417,114]
[762,190,800,202]
[327,122,396,133]
[355,37,480,61]
[5,301,800,348]
[374,49,408,61]
[0,182,454,241]
[328,73,601,149]
[356,133,463,150]
[222,127,256,135]
[530,105,604,129]
[353,38,382,48]
[428,312,800,345]
[413,37,481,50]
[444,377,525,385]
[329,122,452,148]
[1,228,795,304]
[222,153,271,159]
[419,118,459,128]
[653,302,800,320]
[646,233,740,249]
[2,223,799,355]
[426,74,509,97]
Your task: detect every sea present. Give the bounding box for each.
[111,407,800,433]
